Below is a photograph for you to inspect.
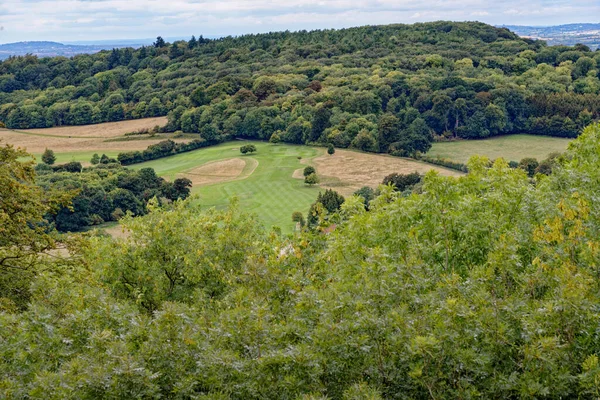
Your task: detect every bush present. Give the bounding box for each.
[303,166,316,177]
[240,144,257,154]
[327,143,335,155]
[382,172,422,192]
[41,148,56,165]
[304,173,319,185]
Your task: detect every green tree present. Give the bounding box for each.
[304,173,319,186]
[240,144,257,154]
[90,153,100,165]
[327,143,335,155]
[0,143,73,309]
[269,132,281,144]
[41,148,56,165]
[303,166,316,177]
[519,157,539,177]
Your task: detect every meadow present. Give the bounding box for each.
[428,134,573,164]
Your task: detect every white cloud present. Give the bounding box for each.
[0,0,598,43]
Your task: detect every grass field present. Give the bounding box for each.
[130,141,461,233]
[428,134,572,164]
[131,141,322,232]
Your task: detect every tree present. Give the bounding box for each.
[154,36,166,48]
[303,166,316,177]
[269,132,281,144]
[188,35,198,49]
[41,148,56,165]
[382,172,421,192]
[292,211,305,228]
[240,144,257,154]
[0,143,73,309]
[519,157,539,177]
[90,153,100,165]
[304,173,319,185]
[327,143,335,155]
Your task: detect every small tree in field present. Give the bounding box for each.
[269,132,281,144]
[240,144,257,154]
[303,166,315,177]
[41,148,56,165]
[327,143,335,155]
[91,153,100,165]
[305,173,319,186]
[292,211,305,228]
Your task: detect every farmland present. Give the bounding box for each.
[428,134,573,164]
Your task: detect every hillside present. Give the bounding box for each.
[1,21,599,157]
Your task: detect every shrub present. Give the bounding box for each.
[303,166,316,177]
[304,173,319,185]
[41,148,56,165]
[240,144,257,154]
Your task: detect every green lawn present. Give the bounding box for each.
[130,141,322,233]
[428,134,572,164]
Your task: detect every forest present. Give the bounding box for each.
[1,22,599,157]
[1,123,600,398]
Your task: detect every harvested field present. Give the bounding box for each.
[177,158,258,186]
[17,117,167,138]
[297,149,463,196]
[0,117,183,157]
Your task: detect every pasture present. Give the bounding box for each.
[428,134,572,164]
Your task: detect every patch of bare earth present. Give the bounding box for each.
[295,149,463,196]
[178,158,258,186]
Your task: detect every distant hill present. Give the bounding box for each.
[0,41,146,60]
[502,23,600,49]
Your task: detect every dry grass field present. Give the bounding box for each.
[0,117,173,156]
[294,149,463,196]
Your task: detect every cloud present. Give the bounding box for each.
[0,0,598,43]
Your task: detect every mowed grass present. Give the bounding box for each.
[428,134,572,164]
[131,141,322,233]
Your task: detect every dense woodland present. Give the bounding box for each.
[1,22,600,156]
[1,124,600,398]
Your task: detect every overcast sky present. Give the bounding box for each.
[0,0,598,44]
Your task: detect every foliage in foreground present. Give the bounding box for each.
[2,124,600,398]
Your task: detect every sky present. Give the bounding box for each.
[0,0,599,44]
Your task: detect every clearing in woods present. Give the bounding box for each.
[131,141,462,232]
[428,134,572,164]
[0,117,176,163]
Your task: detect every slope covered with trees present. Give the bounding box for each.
[2,124,600,398]
[1,22,599,156]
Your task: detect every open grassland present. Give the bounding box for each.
[0,117,178,162]
[131,141,463,232]
[428,134,572,164]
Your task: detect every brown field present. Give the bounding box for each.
[294,149,463,196]
[0,117,180,155]
[20,117,167,138]
[177,158,259,186]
